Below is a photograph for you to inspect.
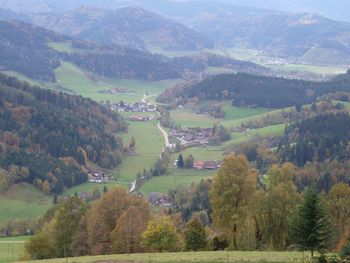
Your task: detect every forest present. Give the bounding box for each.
[158,71,350,108]
[0,73,127,194]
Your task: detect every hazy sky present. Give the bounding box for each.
[0,0,348,21]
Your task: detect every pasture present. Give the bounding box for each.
[17,251,306,263]
[0,236,28,263]
[55,62,181,103]
[140,169,214,194]
[0,184,51,224]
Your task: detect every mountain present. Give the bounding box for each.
[0,73,127,194]
[158,70,350,108]
[30,6,214,51]
[0,20,181,81]
[0,7,30,22]
[194,12,350,65]
[0,20,69,81]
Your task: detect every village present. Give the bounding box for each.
[110,100,157,113]
[169,127,212,148]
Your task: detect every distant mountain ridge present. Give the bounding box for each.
[29,6,214,51]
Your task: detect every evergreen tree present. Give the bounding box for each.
[184,217,207,251]
[103,185,108,194]
[290,187,331,258]
[177,154,184,168]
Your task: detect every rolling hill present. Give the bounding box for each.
[158,70,350,108]
[0,73,127,194]
[30,6,214,51]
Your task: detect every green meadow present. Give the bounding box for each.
[55,61,181,103]
[0,184,51,224]
[17,251,306,263]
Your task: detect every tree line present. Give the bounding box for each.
[24,155,350,262]
[157,71,350,109]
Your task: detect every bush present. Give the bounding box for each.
[341,240,350,258]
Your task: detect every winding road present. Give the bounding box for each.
[129,94,170,193]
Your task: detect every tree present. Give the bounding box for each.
[327,183,350,249]
[290,187,331,258]
[210,154,257,250]
[256,163,300,250]
[184,154,195,168]
[142,216,178,252]
[129,137,136,150]
[51,196,87,257]
[103,185,108,193]
[184,217,207,251]
[177,154,184,168]
[111,200,150,254]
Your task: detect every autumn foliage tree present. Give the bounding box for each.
[210,154,257,250]
[184,217,207,251]
[142,216,178,252]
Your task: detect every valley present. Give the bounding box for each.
[0,1,350,262]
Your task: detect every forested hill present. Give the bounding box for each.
[278,113,350,167]
[0,73,127,194]
[158,71,350,108]
[0,20,68,81]
[30,6,214,51]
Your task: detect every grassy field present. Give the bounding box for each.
[170,102,272,129]
[17,251,306,263]
[55,62,181,103]
[0,236,28,263]
[271,63,348,75]
[115,114,165,186]
[140,167,214,194]
[47,41,87,53]
[0,184,51,224]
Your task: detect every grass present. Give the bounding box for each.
[171,102,272,129]
[47,41,87,53]
[17,251,306,263]
[0,183,52,224]
[55,61,181,103]
[140,168,214,195]
[114,115,165,186]
[0,236,29,263]
[271,63,348,75]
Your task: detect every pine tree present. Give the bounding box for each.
[290,187,331,258]
[177,154,184,168]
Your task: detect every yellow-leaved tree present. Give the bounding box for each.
[210,154,257,250]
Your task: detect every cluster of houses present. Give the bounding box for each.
[148,192,173,207]
[88,169,113,183]
[110,101,157,113]
[169,127,212,148]
[128,115,154,122]
[193,160,221,170]
[99,87,135,95]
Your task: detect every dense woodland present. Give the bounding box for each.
[158,71,350,108]
[278,113,350,166]
[0,74,127,194]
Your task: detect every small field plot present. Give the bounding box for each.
[113,116,164,187]
[0,236,27,263]
[271,63,348,75]
[20,251,305,263]
[47,41,87,53]
[55,62,181,103]
[140,171,213,195]
[0,183,51,224]
[171,102,273,129]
